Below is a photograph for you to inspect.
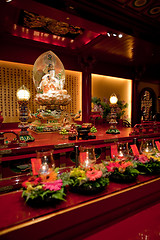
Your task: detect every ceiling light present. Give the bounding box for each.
[6,0,12,2]
[118,34,123,38]
[107,32,111,37]
[69,6,74,10]
[113,33,117,37]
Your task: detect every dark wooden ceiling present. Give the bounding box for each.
[1,0,160,71]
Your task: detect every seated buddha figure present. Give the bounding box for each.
[39,64,64,94]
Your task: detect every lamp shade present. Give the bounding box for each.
[109,93,118,104]
[17,85,30,101]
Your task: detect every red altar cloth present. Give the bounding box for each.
[0,175,159,235]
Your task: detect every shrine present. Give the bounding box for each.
[0,1,160,240]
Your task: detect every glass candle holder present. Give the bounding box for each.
[140,139,155,154]
[37,149,55,174]
[117,142,129,157]
[79,146,96,168]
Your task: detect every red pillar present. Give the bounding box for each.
[132,79,138,127]
[132,66,143,126]
[81,56,95,123]
[82,70,91,123]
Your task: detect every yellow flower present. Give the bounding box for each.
[118,167,125,173]
[26,183,34,193]
[70,167,86,182]
[152,156,160,161]
[70,168,86,178]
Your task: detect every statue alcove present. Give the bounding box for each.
[139,88,156,122]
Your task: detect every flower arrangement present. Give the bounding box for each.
[105,158,139,183]
[69,163,109,194]
[22,168,70,205]
[89,126,97,139]
[91,97,128,120]
[90,126,97,134]
[59,128,68,139]
[59,128,68,135]
[134,152,160,175]
[68,124,78,140]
